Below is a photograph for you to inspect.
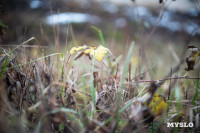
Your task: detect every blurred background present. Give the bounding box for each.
[0,0,200,76]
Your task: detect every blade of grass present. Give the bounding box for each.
[174,85,183,111]
[67,112,84,130]
[6,53,62,70]
[80,65,90,123]
[119,98,136,113]
[91,26,106,47]
[60,53,65,97]
[91,25,112,68]
[60,107,78,114]
[82,74,87,105]
[116,42,134,121]
[91,25,111,66]
[8,37,42,55]
[60,53,64,81]
[0,57,8,79]
[90,56,96,115]
[61,106,83,129]
[192,74,199,105]
[117,42,134,108]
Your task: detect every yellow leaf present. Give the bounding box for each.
[83,46,96,54]
[90,45,112,61]
[70,45,87,55]
[69,45,111,62]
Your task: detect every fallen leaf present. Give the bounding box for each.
[69,45,111,62]
[70,45,87,55]
[90,45,112,61]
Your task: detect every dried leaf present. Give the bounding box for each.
[70,45,111,62]
[90,45,112,61]
[74,51,85,60]
[70,45,87,55]
[84,46,96,54]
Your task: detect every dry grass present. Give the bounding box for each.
[0,24,200,133]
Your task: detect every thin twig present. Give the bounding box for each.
[133,64,157,80]
[126,76,200,84]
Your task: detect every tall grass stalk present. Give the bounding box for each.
[8,37,42,55]
[90,56,96,115]
[174,85,183,111]
[116,42,134,119]
[0,57,8,79]
[192,74,200,105]
[91,26,106,47]
[91,26,112,68]
[82,75,87,105]
[60,53,65,96]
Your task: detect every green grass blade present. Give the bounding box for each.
[174,85,183,111]
[60,53,64,80]
[60,107,78,114]
[91,25,106,47]
[60,53,65,96]
[117,42,135,114]
[80,63,90,118]
[192,75,199,105]
[82,75,87,105]
[0,57,8,79]
[91,26,112,68]
[119,98,136,113]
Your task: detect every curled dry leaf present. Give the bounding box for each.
[70,45,87,55]
[90,45,112,61]
[70,45,112,61]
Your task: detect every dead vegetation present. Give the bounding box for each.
[0,32,200,133]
